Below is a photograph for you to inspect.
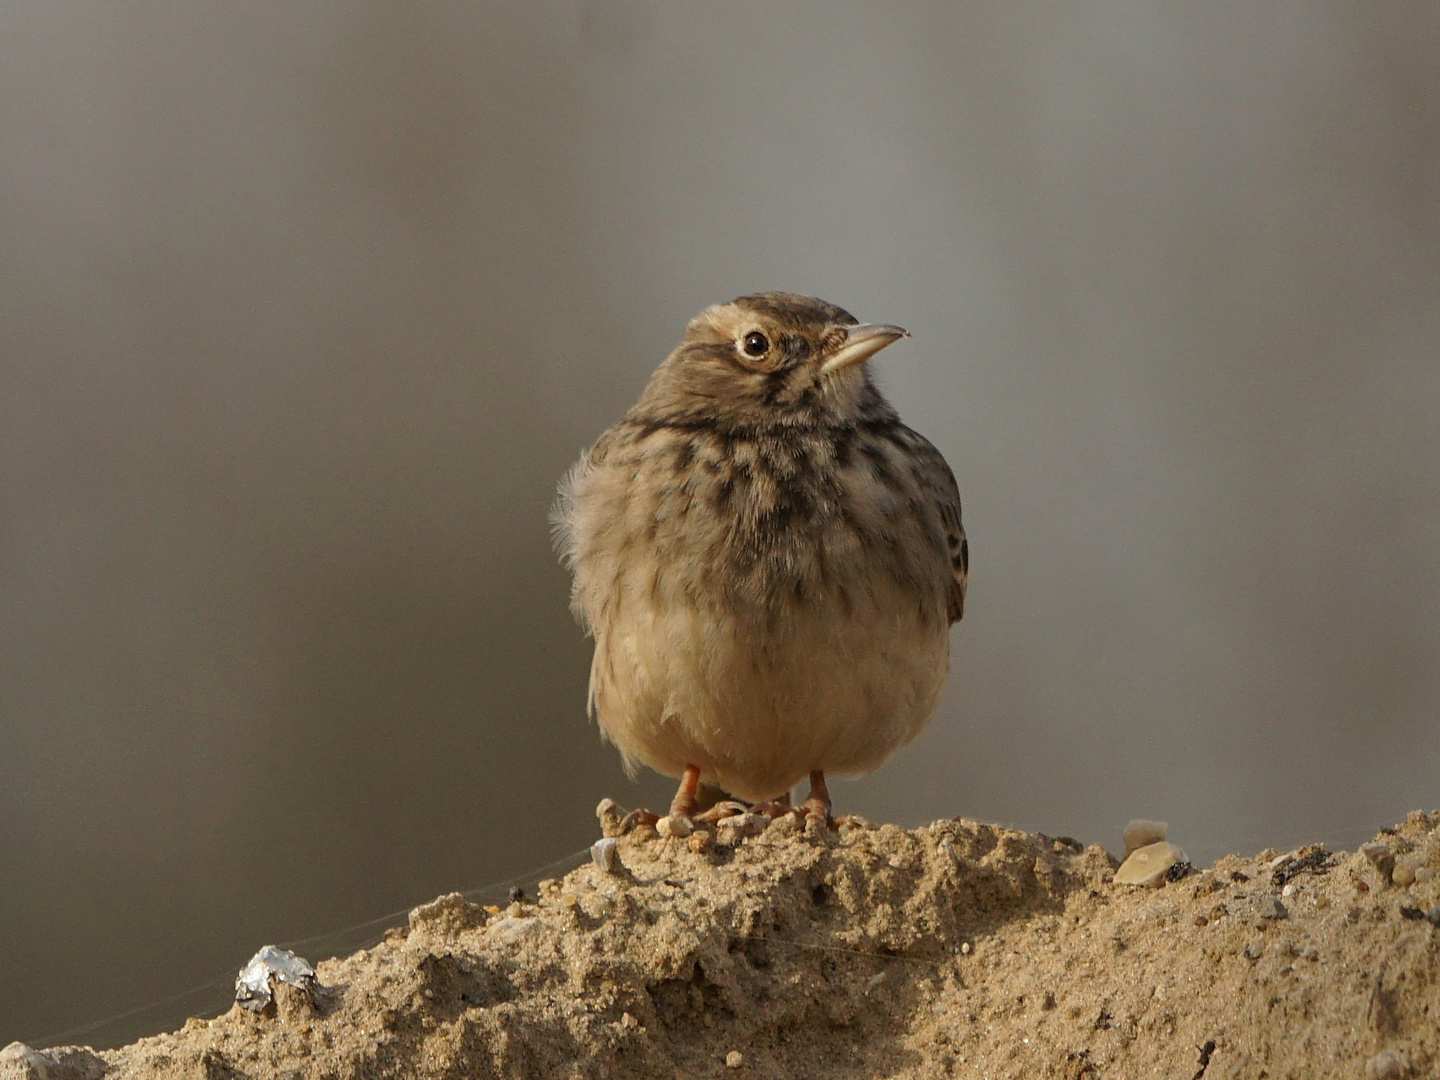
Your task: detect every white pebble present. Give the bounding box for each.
[725,1050,744,1068]
[1114,841,1188,887]
[591,837,620,873]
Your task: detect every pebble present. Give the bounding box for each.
[688,830,714,855]
[1391,858,1417,887]
[1114,841,1189,887]
[725,1050,745,1068]
[620,1012,639,1030]
[1122,819,1169,857]
[656,815,694,839]
[1360,843,1395,883]
[1257,896,1288,920]
[960,942,972,955]
[591,837,621,874]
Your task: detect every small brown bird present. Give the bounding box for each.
[554,292,966,823]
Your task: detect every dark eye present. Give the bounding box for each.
[742,331,769,357]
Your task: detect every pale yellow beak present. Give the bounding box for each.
[818,322,910,376]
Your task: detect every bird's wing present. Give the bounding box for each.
[907,433,968,624]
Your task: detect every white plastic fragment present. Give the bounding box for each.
[235,945,317,1011]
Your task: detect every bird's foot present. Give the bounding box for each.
[799,771,838,829]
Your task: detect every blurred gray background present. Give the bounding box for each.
[3,0,1438,1047]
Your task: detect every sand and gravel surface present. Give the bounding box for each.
[8,808,1440,1080]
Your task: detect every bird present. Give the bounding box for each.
[553,292,966,825]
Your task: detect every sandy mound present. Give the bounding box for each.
[9,808,1440,1079]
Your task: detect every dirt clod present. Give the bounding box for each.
[32,812,1440,1078]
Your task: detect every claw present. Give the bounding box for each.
[696,800,749,823]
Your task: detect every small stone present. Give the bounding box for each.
[537,878,556,893]
[1360,843,1395,883]
[1392,858,1418,887]
[1257,896,1288,919]
[725,1050,745,1068]
[688,830,714,855]
[1114,841,1189,887]
[1365,1049,1405,1080]
[560,893,578,907]
[1193,914,1209,927]
[1281,883,1295,897]
[620,1011,639,1030]
[960,941,972,955]
[656,815,694,839]
[591,837,622,874]
[1426,904,1440,926]
[1122,819,1168,857]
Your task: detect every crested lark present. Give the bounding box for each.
[555,292,967,823]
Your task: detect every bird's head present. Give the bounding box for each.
[636,292,909,427]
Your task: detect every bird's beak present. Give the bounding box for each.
[819,323,910,376]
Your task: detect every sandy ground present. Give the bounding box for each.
[7,807,1440,1080]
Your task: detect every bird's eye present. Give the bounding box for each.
[742,331,769,357]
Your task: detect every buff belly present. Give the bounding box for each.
[587,580,950,803]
